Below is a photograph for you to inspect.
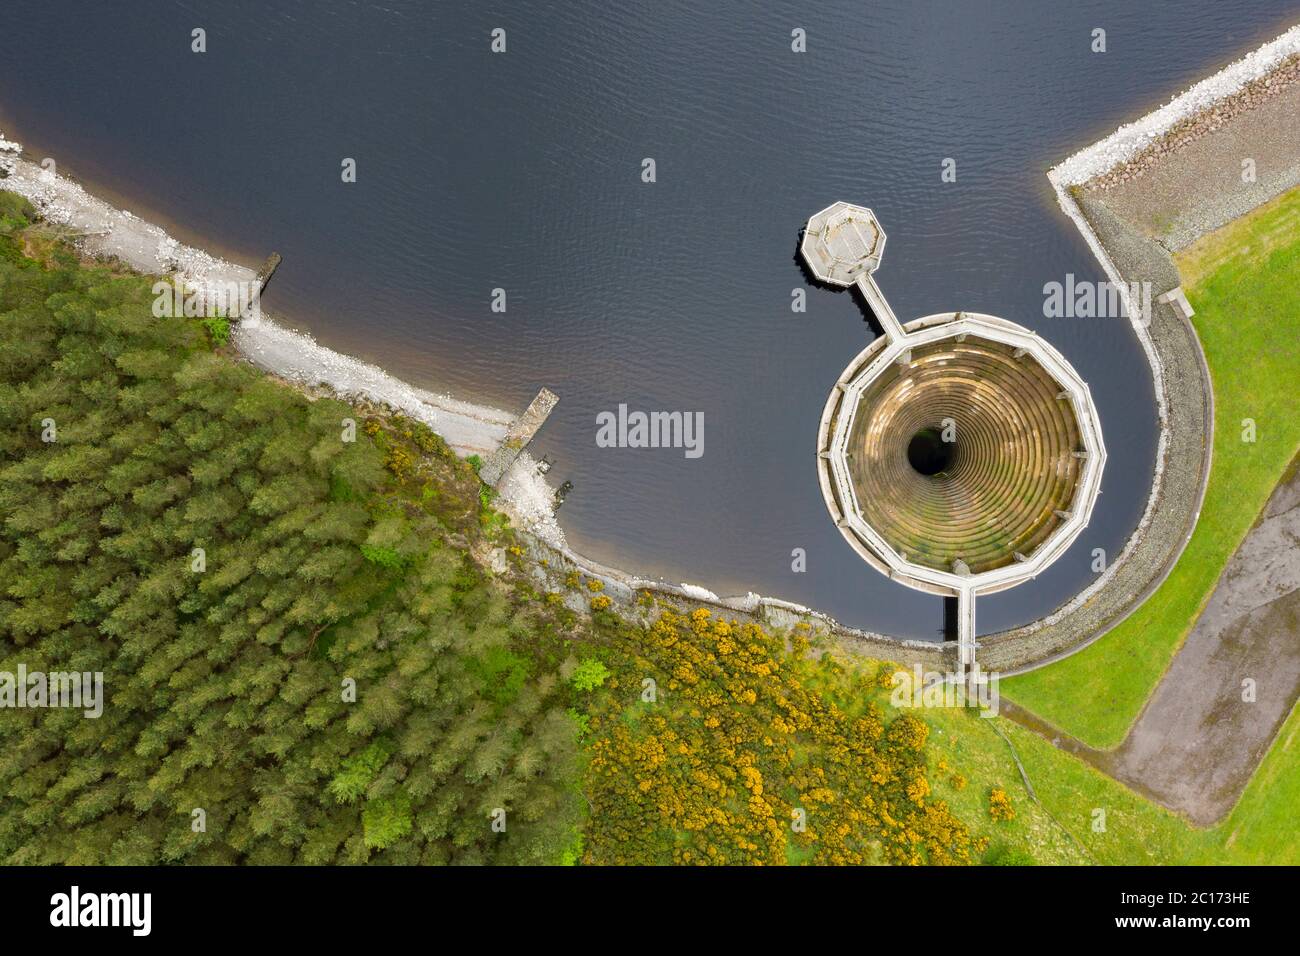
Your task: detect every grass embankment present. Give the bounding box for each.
[1004,185,1300,748]
[584,630,1300,865]
[1000,706,1300,864]
[589,621,1297,865]
[855,673,1298,864]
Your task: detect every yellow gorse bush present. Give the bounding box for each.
[583,609,975,865]
[989,788,1015,822]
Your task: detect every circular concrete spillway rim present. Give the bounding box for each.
[816,311,1107,600]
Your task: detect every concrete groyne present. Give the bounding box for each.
[479,388,559,487]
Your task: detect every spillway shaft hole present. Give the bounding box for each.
[907,426,954,476]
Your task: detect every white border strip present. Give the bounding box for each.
[1051,24,1300,186]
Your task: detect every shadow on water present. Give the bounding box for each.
[942,596,959,642]
[791,232,889,340]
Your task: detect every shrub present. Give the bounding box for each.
[571,658,611,691]
[200,316,230,347]
[986,844,1037,865]
[989,788,1015,822]
[583,609,976,865]
[360,544,406,569]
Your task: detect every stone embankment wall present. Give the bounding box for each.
[976,27,1300,673]
[519,533,949,669]
[977,219,1207,673]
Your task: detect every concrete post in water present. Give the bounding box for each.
[255,252,282,295]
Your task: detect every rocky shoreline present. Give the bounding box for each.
[1087,53,1300,193]
[3,21,1295,673]
[0,136,922,661]
[0,141,574,545]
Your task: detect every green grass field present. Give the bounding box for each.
[1003,186,1300,748]
[991,701,1300,864]
[843,661,1299,864]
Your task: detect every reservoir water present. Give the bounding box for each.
[4,0,1294,638]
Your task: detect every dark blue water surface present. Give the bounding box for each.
[4,1,1295,638]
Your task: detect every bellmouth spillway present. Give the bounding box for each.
[807,203,1106,675]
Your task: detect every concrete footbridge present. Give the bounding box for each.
[805,203,1106,681]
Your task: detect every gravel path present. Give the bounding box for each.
[1002,467,1300,826]
[1087,71,1300,250]
[1111,468,1300,825]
